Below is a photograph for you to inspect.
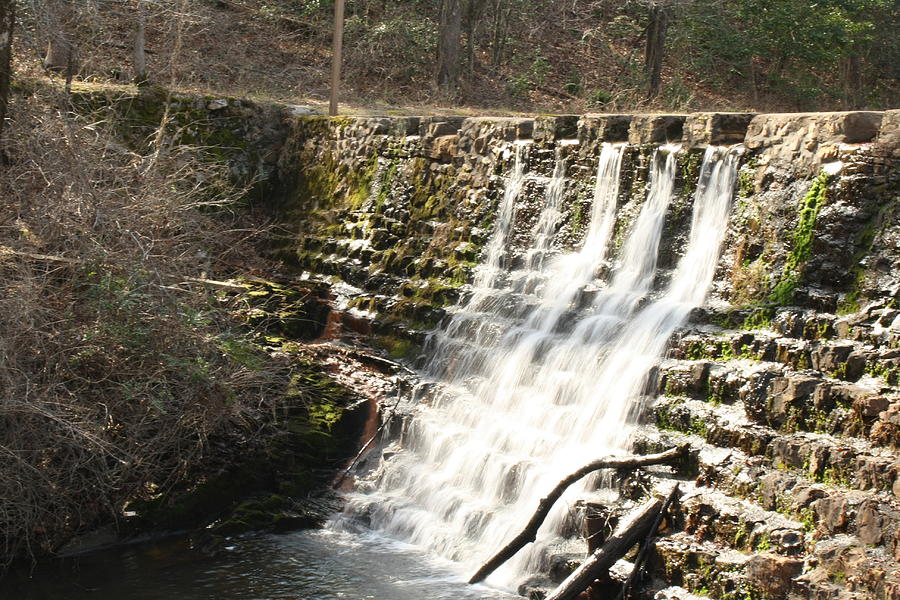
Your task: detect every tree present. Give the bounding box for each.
[0,0,12,145]
[644,2,669,98]
[463,0,486,77]
[436,0,462,93]
[133,0,147,84]
[43,0,75,76]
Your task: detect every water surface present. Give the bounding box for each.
[1,528,519,600]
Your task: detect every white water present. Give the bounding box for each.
[343,144,740,590]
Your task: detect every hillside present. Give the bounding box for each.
[7,0,900,115]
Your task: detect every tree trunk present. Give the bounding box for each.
[490,0,503,67]
[615,484,680,600]
[133,0,148,84]
[467,445,687,585]
[0,0,13,145]
[44,0,75,78]
[644,4,668,99]
[464,0,485,78]
[436,0,462,92]
[841,53,860,110]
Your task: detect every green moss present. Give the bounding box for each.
[680,149,704,197]
[737,155,760,199]
[768,172,830,305]
[374,159,400,210]
[218,338,269,371]
[348,155,380,210]
[378,335,421,360]
[742,307,774,330]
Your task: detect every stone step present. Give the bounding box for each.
[649,395,900,494]
[626,469,900,599]
[633,430,900,598]
[652,358,899,450]
[692,304,900,351]
[650,532,758,599]
[667,327,899,388]
[650,585,715,600]
[677,485,807,556]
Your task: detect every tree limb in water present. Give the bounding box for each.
[544,496,665,600]
[467,444,688,584]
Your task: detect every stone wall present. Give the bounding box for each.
[270,109,895,342]
[268,109,899,600]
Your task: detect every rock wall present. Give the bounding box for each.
[269,110,899,600]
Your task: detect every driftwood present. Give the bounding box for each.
[616,484,681,600]
[467,444,687,584]
[544,497,663,600]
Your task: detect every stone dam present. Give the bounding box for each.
[257,108,900,600]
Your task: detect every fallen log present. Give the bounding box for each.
[616,484,681,600]
[467,444,687,584]
[544,496,664,600]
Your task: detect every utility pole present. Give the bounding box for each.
[329,0,345,116]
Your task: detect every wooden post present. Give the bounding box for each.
[329,0,345,116]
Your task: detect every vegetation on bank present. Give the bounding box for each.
[0,79,363,566]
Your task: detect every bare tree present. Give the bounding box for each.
[0,0,12,145]
[436,0,462,93]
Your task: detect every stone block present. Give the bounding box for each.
[577,114,633,146]
[515,119,534,139]
[876,109,900,156]
[856,500,885,545]
[429,135,459,162]
[533,115,579,142]
[683,112,755,146]
[627,114,687,144]
[394,117,421,136]
[421,117,465,138]
[744,111,884,173]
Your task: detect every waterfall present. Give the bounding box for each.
[343,144,740,589]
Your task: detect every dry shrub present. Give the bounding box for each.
[0,83,282,564]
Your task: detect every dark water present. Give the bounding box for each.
[0,528,519,600]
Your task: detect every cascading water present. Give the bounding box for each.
[343,143,741,590]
